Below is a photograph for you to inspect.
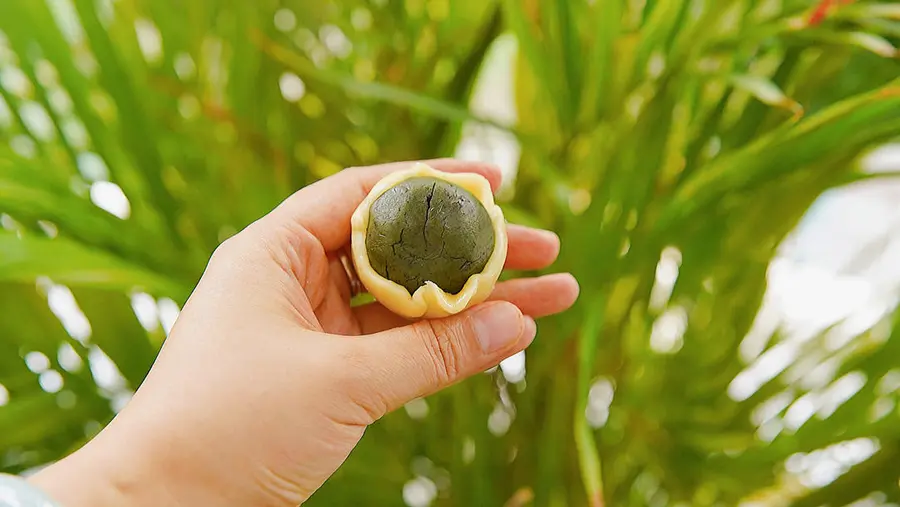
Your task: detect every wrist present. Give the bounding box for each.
[26,419,192,507]
[27,435,181,507]
[25,409,276,507]
[27,444,133,507]
[0,472,63,507]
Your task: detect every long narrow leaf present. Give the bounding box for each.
[0,232,188,297]
[253,31,516,133]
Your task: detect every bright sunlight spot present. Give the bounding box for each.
[786,438,879,488]
[57,343,83,373]
[130,292,160,332]
[62,118,88,149]
[87,347,126,392]
[46,283,92,344]
[586,378,615,428]
[134,19,163,64]
[274,9,297,33]
[0,66,31,97]
[319,25,353,59]
[76,152,110,182]
[454,34,520,194]
[650,307,687,354]
[403,476,437,507]
[10,135,36,158]
[173,53,196,80]
[90,181,131,219]
[404,398,429,420]
[816,371,867,419]
[19,102,55,141]
[279,72,307,102]
[39,370,64,393]
[499,351,526,383]
[487,403,512,436]
[157,298,181,335]
[24,351,50,374]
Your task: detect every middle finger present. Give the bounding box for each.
[352,273,579,335]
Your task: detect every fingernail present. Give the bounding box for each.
[522,316,537,346]
[473,303,524,353]
[537,229,560,242]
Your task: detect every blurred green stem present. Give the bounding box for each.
[575,295,606,507]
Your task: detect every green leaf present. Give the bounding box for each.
[0,232,188,298]
[789,442,900,507]
[728,74,803,116]
[549,0,583,120]
[575,295,606,507]
[579,0,623,123]
[73,289,158,389]
[0,394,72,448]
[838,3,900,21]
[68,0,182,243]
[661,79,900,228]
[502,0,569,127]
[835,31,899,58]
[796,29,900,58]
[253,32,515,133]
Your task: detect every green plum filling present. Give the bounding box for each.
[365,177,495,295]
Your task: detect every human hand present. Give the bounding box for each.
[29,159,579,507]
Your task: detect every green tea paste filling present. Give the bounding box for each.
[365,177,495,295]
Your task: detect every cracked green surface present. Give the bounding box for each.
[365,177,496,295]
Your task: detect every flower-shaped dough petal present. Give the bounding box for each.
[350,162,508,319]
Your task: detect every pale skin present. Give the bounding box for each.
[28,159,580,507]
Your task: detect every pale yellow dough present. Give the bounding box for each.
[350,162,508,319]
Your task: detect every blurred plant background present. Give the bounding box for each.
[1,0,899,505]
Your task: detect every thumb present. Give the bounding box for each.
[350,301,536,417]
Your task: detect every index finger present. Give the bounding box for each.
[264,158,503,251]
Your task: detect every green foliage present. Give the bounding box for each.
[1,0,899,505]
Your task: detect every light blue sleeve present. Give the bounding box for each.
[0,474,61,507]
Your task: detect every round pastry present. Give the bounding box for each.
[350,162,508,319]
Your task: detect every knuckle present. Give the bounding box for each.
[210,220,268,265]
[333,343,389,423]
[342,165,367,179]
[418,320,463,384]
[333,344,372,390]
[209,234,242,265]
